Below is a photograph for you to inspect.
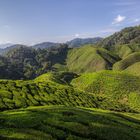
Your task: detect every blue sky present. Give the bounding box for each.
[0,0,140,45]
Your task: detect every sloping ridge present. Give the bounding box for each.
[71,70,140,112]
[98,25,140,49]
[113,52,140,70]
[66,45,119,73]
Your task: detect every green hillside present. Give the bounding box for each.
[124,62,140,76]
[0,106,140,140]
[1,71,140,112]
[114,44,140,59]
[0,44,69,79]
[66,45,119,73]
[0,25,140,80]
[0,25,140,140]
[111,44,133,59]
[0,72,101,111]
[71,71,140,112]
[98,25,140,49]
[113,52,140,70]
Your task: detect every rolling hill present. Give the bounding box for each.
[113,52,140,71]
[0,25,140,140]
[0,106,140,140]
[98,25,140,50]
[0,70,140,113]
[32,42,62,49]
[71,70,140,112]
[0,72,101,111]
[124,62,140,76]
[66,45,119,73]
[0,25,140,80]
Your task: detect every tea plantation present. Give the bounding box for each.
[0,71,140,113]
[0,106,140,140]
[71,71,140,112]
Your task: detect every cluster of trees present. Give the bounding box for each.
[0,44,69,79]
[98,25,140,49]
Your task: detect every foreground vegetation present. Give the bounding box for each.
[0,106,140,140]
[71,71,140,112]
[0,72,103,111]
[0,71,140,113]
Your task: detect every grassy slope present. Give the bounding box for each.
[0,106,140,140]
[113,44,133,59]
[114,44,140,59]
[113,52,140,70]
[1,71,140,112]
[66,45,118,73]
[0,72,108,111]
[124,62,140,76]
[71,71,140,112]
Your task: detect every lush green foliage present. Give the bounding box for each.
[98,25,140,49]
[0,106,140,140]
[124,62,140,76]
[113,52,140,70]
[113,44,140,59]
[0,44,69,79]
[71,71,140,112]
[0,72,106,111]
[0,25,140,80]
[66,45,118,73]
[1,70,140,113]
[0,43,119,79]
[0,25,140,140]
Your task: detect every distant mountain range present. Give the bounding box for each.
[0,25,140,79]
[0,37,103,54]
[0,43,13,49]
[0,44,24,55]
[66,37,103,48]
[32,42,60,49]
[32,37,103,49]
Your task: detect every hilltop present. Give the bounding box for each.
[67,37,102,48]
[98,25,140,50]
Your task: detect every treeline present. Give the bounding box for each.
[98,25,140,49]
[0,44,69,79]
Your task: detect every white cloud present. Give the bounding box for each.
[112,15,126,25]
[134,18,140,22]
[75,34,80,37]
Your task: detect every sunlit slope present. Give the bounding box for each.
[66,45,119,73]
[0,106,140,140]
[124,62,140,76]
[113,52,140,70]
[114,44,140,59]
[1,71,140,112]
[71,71,140,112]
[0,72,105,111]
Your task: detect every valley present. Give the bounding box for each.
[0,25,140,139]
